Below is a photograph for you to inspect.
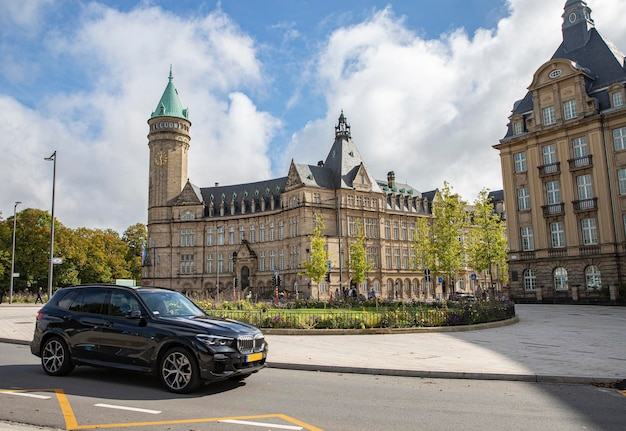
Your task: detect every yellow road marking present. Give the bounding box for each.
[2,389,324,431]
[619,389,626,397]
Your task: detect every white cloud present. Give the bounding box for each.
[3,0,626,233]
[285,0,626,201]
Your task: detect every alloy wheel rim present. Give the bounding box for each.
[162,352,192,390]
[43,340,64,373]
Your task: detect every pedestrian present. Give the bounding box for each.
[369,288,376,299]
[35,287,44,304]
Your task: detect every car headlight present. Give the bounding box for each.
[196,334,234,347]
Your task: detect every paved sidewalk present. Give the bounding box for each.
[1,303,624,385]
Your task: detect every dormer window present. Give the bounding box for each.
[612,91,624,108]
[513,121,523,136]
[563,99,577,120]
[542,106,556,125]
[181,210,195,221]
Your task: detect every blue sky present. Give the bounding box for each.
[2,0,626,233]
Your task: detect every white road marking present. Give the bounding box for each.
[1,392,50,400]
[94,403,161,414]
[219,419,303,429]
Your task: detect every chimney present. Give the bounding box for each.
[387,171,396,189]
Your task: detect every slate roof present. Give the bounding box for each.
[503,3,626,139]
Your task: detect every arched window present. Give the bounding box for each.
[181,210,194,221]
[373,280,381,293]
[554,267,568,291]
[523,269,536,291]
[585,265,602,289]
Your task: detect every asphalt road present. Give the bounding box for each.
[1,342,625,431]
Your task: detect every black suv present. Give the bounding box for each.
[30,284,267,393]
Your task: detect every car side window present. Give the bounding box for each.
[68,289,108,314]
[108,291,141,317]
[56,290,79,310]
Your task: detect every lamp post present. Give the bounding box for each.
[9,201,21,304]
[45,151,57,300]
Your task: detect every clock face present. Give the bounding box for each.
[569,12,577,23]
[154,150,168,166]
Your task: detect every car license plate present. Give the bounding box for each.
[246,352,263,362]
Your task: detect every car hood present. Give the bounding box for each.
[156,315,262,337]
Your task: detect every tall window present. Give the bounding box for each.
[563,99,577,120]
[180,229,195,247]
[523,269,536,291]
[384,221,390,239]
[401,222,408,241]
[206,254,213,274]
[521,226,534,251]
[180,254,194,274]
[217,227,224,246]
[393,222,399,240]
[259,251,265,271]
[278,221,284,240]
[402,249,409,269]
[514,152,527,173]
[542,106,556,125]
[279,249,284,271]
[394,248,400,268]
[550,221,565,248]
[513,121,523,136]
[613,127,626,151]
[577,175,593,200]
[207,228,213,246]
[554,267,568,291]
[239,226,245,243]
[385,248,392,268]
[618,169,626,195]
[517,187,530,210]
[546,180,561,205]
[228,227,235,245]
[542,144,557,165]
[249,225,256,243]
[585,265,602,289]
[217,253,224,274]
[269,250,275,270]
[260,223,265,242]
[572,136,588,158]
[581,218,598,245]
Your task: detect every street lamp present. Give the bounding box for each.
[9,201,21,304]
[45,151,57,300]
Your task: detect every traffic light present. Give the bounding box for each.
[325,272,331,282]
[234,277,238,288]
[271,275,276,286]
[277,276,281,287]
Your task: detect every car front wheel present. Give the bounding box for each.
[159,347,201,393]
[41,337,75,376]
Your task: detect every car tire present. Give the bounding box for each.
[41,337,75,376]
[159,347,201,394]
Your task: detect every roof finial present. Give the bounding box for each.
[169,65,173,82]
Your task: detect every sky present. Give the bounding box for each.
[2,0,626,234]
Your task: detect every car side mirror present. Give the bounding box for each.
[127,310,143,319]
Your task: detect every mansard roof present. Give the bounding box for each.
[503,2,626,139]
[199,177,287,217]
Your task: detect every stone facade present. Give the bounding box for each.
[494,0,626,302]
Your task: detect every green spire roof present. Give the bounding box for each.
[151,67,189,119]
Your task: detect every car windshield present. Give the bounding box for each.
[138,290,206,318]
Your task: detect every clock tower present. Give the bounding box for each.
[147,68,191,223]
[561,0,595,53]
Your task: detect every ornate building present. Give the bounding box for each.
[495,0,626,302]
[141,69,451,300]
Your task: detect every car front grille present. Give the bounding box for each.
[237,333,265,354]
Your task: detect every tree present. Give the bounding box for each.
[123,223,147,282]
[413,182,468,297]
[467,189,509,298]
[348,219,372,289]
[300,214,328,284]
[412,216,435,297]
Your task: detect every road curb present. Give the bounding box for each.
[266,362,622,385]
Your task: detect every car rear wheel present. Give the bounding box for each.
[159,347,201,393]
[41,337,75,376]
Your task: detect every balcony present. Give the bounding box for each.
[542,202,565,216]
[548,248,567,258]
[568,154,593,171]
[572,198,597,213]
[538,162,560,177]
[519,251,536,260]
[579,245,600,255]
